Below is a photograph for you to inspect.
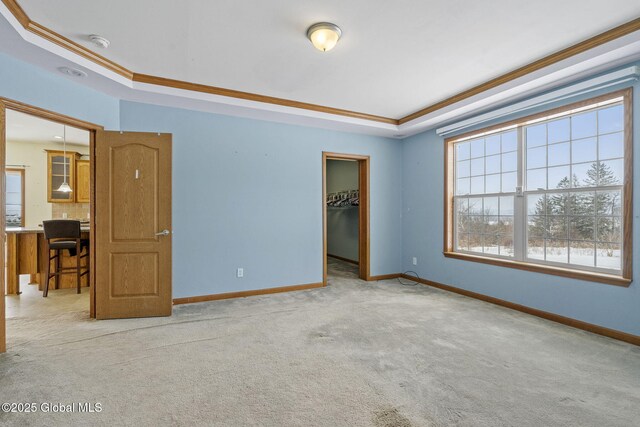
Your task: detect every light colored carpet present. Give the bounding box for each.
[1,258,639,426]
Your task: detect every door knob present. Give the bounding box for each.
[155,229,171,236]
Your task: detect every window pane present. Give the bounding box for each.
[569,216,594,241]
[470,176,484,194]
[598,132,624,160]
[457,142,471,160]
[526,124,546,148]
[574,191,596,216]
[470,139,484,158]
[469,198,483,215]
[498,216,514,237]
[572,137,597,164]
[528,215,546,238]
[483,197,499,215]
[486,134,501,156]
[484,233,499,255]
[498,234,514,257]
[499,196,514,215]
[548,118,570,143]
[526,168,546,190]
[595,190,622,216]
[501,172,516,193]
[456,178,470,195]
[485,216,499,240]
[527,194,546,215]
[596,216,621,243]
[457,233,470,251]
[485,155,501,174]
[456,197,469,216]
[572,111,597,139]
[501,151,517,173]
[457,214,469,235]
[548,142,570,167]
[598,159,623,186]
[570,242,595,267]
[596,243,620,270]
[501,130,517,152]
[527,146,546,169]
[546,240,568,264]
[547,193,569,216]
[547,216,568,240]
[572,162,592,188]
[468,234,483,253]
[548,166,571,189]
[469,217,484,234]
[485,174,500,193]
[470,158,484,176]
[456,160,470,178]
[527,236,545,260]
[598,105,623,134]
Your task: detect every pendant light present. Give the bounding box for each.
[57,125,73,193]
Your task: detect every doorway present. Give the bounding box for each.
[0,98,173,353]
[322,152,370,285]
[0,99,99,353]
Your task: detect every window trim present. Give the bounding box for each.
[444,88,633,286]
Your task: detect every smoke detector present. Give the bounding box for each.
[58,66,87,78]
[89,34,110,48]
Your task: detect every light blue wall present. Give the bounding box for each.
[120,101,402,298]
[3,50,639,336]
[402,64,640,336]
[0,53,120,129]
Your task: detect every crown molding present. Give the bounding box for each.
[131,73,398,125]
[1,0,640,132]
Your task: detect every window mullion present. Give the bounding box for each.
[513,125,526,261]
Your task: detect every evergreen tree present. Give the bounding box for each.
[529,162,621,257]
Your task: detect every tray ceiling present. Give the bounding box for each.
[16,0,640,119]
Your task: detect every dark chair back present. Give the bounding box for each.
[43,220,81,240]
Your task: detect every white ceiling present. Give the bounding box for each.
[6,109,90,145]
[17,0,640,119]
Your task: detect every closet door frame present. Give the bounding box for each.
[322,152,370,285]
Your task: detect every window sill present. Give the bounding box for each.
[442,251,631,287]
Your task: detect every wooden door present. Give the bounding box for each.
[95,131,172,319]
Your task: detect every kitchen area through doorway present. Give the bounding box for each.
[4,108,91,325]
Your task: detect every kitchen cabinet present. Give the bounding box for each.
[46,150,81,203]
[75,160,90,203]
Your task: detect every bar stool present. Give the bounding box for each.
[42,220,89,297]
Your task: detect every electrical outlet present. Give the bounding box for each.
[412,257,417,266]
[62,212,68,219]
[237,268,244,278]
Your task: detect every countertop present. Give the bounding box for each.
[6,226,90,234]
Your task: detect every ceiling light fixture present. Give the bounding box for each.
[58,66,87,78]
[306,22,342,52]
[54,135,63,139]
[89,34,110,49]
